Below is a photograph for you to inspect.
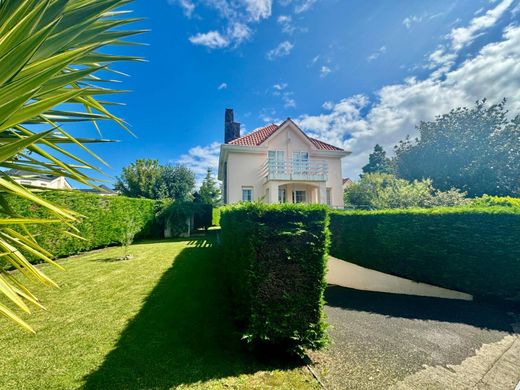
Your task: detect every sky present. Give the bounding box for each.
[69,0,520,187]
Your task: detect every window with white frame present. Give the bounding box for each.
[242,187,253,202]
[293,190,306,203]
[292,151,309,174]
[268,150,285,174]
[278,188,286,203]
[326,188,332,206]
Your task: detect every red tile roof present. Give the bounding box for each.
[228,122,344,151]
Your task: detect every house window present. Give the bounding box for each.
[293,151,309,174]
[268,150,285,174]
[278,188,286,203]
[41,183,47,187]
[293,190,306,203]
[326,188,332,206]
[242,187,253,202]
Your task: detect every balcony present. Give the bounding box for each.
[262,159,328,182]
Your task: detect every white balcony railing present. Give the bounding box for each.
[262,159,328,182]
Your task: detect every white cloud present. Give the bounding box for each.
[294,0,317,13]
[278,15,295,34]
[272,83,296,108]
[367,45,387,62]
[449,0,514,51]
[169,0,195,17]
[403,15,422,29]
[177,141,221,184]
[245,0,272,21]
[296,24,520,179]
[218,82,228,90]
[189,31,229,48]
[266,41,294,60]
[273,83,288,91]
[322,101,334,110]
[320,65,332,78]
[176,0,272,48]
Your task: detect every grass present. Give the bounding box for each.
[0,235,318,389]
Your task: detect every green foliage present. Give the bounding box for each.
[157,201,213,236]
[6,191,159,259]
[394,99,520,197]
[344,173,470,209]
[198,168,221,206]
[212,207,221,226]
[471,195,520,208]
[329,207,520,301]
[220,203,329,355]
[116,160,196,201]
[362,144,394,175]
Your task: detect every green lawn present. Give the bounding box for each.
[0,235,318,389]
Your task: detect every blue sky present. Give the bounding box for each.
[70,0,520,186]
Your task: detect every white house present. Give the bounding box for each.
[6,169,73,190]
[218,109,350,208]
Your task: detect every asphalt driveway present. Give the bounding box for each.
[310,286,520,390]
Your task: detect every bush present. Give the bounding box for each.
[220,203,329,355]
[471,195,520,208]
[212,207,221,226]
[5,191,160,259]
[344,173,470,209]
[329,207,520,301]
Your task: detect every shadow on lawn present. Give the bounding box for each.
[83,237,302,390]
[325,285,516,332]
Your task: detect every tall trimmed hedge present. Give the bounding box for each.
[220,203,329,355]
[329,207,520,301]
[6,191,160,259]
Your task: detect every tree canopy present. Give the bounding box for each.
[393,99,520,197]
[197,168,221,206]
[116,159,195,201]
[362,144,394,176]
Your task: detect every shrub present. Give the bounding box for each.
[220,203,329,355]
[212,207,221,226]
[329,207,520,301]
[471,195,520,208]
[5,191,160,260]
[344,173,470,209]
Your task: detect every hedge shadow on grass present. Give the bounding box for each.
[83,238,303,389]
[325,285,516,332]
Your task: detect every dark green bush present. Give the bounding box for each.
[329,207,520,301]
[5,191,160,259]
[220,203,329,355]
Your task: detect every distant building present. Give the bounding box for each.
[342,178,353,190]
[6,169,73,190]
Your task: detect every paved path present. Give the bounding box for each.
[310,286,520,390]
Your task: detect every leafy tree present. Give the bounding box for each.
[116,162,195,201]
[394,99,520,197]
[362,144,394,175]
[198,168,221,206]
[158,164,196,202]
[0,0,141,331]
[115,159,163,199]
[344,173,469,209]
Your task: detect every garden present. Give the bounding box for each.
[1,0,520,389]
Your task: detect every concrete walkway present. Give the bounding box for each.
[310,286,520,390]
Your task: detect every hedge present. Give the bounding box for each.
[220,203,329,355]
[5,191,161,259]
[329,206,520,301]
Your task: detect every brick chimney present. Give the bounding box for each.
[224,108,241,143]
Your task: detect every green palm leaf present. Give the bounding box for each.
[0,0,143,331]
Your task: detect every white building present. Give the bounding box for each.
[218,109,349,208]
[7,169,73,190]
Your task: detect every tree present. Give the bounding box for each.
[344,173,469,209]
[198,168,221,206]
[159,164,196,202]
[362,144,394,175]
[115,159,163,199]
[0,0,141,331]
[394,99,520,197]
